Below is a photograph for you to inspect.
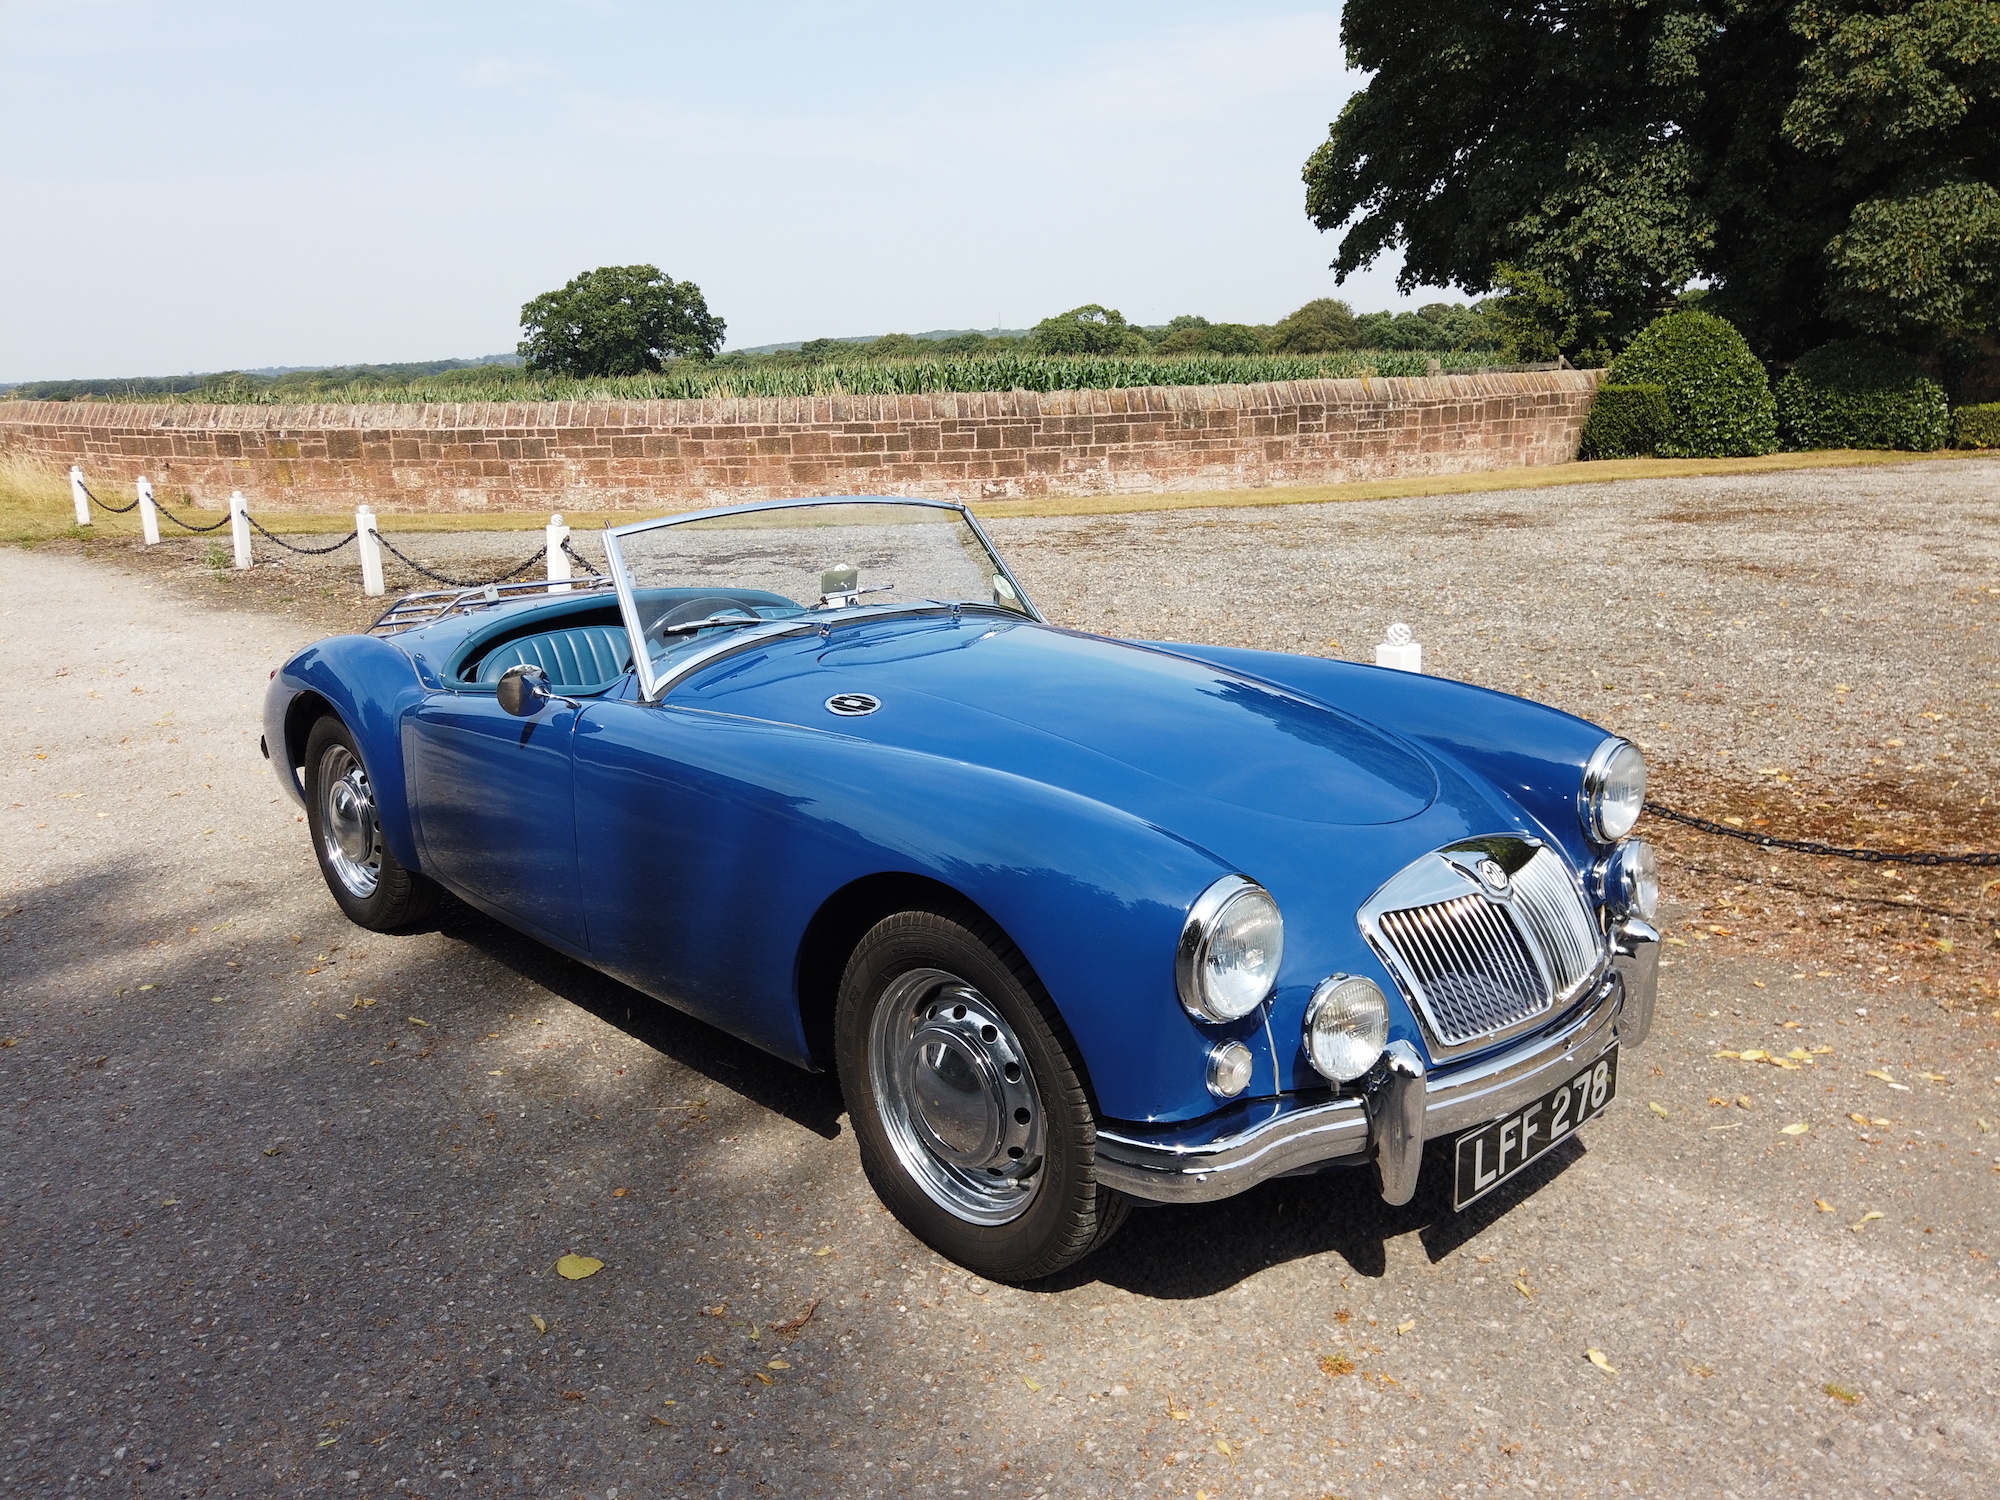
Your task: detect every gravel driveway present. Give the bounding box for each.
[4,464,1998,1499]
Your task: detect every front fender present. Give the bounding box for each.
[265,634,430,871]
[1145,642,1615,872]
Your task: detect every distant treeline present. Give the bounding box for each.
[2,298,1525,405]
[4,355,522,403]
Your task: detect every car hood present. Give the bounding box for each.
[679,615,1441,829]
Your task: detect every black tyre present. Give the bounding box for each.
[835,907,1128,1282]
[302,716,438,932]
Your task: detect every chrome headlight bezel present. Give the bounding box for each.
[1580,737,1647,844]
[1600,838,1661,920]
[1302,974,1390,1082]
[1177,875,1285,1023]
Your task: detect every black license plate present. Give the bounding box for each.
[1452,1046,1618,1210]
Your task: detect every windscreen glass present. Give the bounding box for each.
[607,500,1030,679]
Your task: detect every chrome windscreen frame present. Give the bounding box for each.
[600,496,1044,703]
[1358,835,1611,1062]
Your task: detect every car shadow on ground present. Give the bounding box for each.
[1058,1134,1587,1298]
[427,895,849,1141]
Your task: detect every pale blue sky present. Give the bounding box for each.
[0,1,1441,381]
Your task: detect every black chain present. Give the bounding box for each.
[561,537,600,573]
[374,533,548,589]
[151,503,232,533]
[1645,801,2000,867]
[247,520,362,560]
[77,478,141,514]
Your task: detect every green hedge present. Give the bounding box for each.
[1775,340,1949,451]
[1606,311,1778,457]
[1953,403,2000,448]
[1579,383,1670,459]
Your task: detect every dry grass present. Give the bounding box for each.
[5,447,1986,544]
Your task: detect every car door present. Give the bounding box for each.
[409,692,588,951]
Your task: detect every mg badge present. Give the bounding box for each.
[825,692,881,717]
[1475,857,1511,895]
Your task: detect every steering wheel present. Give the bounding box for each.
[644,595,764,650]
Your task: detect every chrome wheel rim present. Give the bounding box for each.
[868,967,1045,1226]
[318,744,382,899]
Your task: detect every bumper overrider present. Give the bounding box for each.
[1095,917,1661,1206]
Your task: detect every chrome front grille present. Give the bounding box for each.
[1362,839,1605,1052]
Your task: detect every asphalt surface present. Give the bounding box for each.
[4,486,1998,1499]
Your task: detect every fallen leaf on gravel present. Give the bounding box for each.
[696,1353,721,1367]
[1787,1048,1814,1061]
[1823,1382,1861,1404]
[1917,1072,1948,1083]
[650,1415,672,1426]
[1871,1118,1891,1126]
[1168,1395,1191,1420]
[160,1198,177,1207]
[1215,1438,1234,1456]
[1933,938,1953,954]
[560,1390,585,1400]
[1978,1119,1992,1134]
[1848,1113,1871,1125]
[1585,1349,1618,1376]
[555,1254,604,1280]
[1396,1319,1416,1335]
[1850,1211,1885,1232]
[1023,1376,1042,1392]
[812,1246,833,1256]
[262,1146,282,1156]
[755,1372,773,1385]
[770,1300,819,1336]
[1319,1353,1356,1377]
[1866,1069,1896,1083]
[530,1316,546,1334]
[1515,1279,1535,1298]
[1816,1199,1834,1213]
[1780,1122,1811,1135]
[766,1358,790,1370]
[612,1188,629,1198]
[1649,1102,1670,1119]
[406,1017,428,1027]
[354,998,376,1007]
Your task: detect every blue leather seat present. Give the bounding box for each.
[475,625,631,690]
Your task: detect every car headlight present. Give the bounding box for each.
[1581,738,1647,843]
[1302,975,1389,1082]
[1177,875,1284,1023]
[1601,838,1661,920]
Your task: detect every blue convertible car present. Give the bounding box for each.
[264,496,1660,1280]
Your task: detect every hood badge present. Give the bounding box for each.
[1474,857,1512,896]
[825,692,881,717]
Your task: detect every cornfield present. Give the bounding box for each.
[67,350,1529,406]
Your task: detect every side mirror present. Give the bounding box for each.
[496,662,553,717]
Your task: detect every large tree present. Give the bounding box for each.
[518,265,725,377]
[1303,2,2000,361]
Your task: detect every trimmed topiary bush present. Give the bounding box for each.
[1605,311,1778,457]
[1953,402,2000,448]
[1578,383,1671,459]
[1775,340,1949,451]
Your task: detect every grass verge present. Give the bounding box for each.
[3,446,1988,544]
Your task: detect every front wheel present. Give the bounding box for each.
[302,716,438,932]
[835,908,1127,1282]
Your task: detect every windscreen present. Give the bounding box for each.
[606,500,1032,683]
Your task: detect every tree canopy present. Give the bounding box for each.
[1028,305,1151,355]
[518,265,725,377]
[1303,1,2000,361]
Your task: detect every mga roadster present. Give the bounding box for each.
[263,497,1660,1281]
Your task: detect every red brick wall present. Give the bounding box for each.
[0,372,1605,513]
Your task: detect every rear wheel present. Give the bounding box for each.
[303,716,437,931]
[835,908,1127,1282]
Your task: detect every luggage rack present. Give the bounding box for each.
[367,574,614,636]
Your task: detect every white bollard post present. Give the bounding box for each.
[70,466,91,525]
[545,512,572,593]
[229,490,253,569]
[356,506,384,597]
[137,476,160,545]
[1376,621,1423,673]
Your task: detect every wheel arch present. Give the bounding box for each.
[793,872,1102,1112]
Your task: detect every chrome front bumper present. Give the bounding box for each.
[1095,917,1660,1206]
